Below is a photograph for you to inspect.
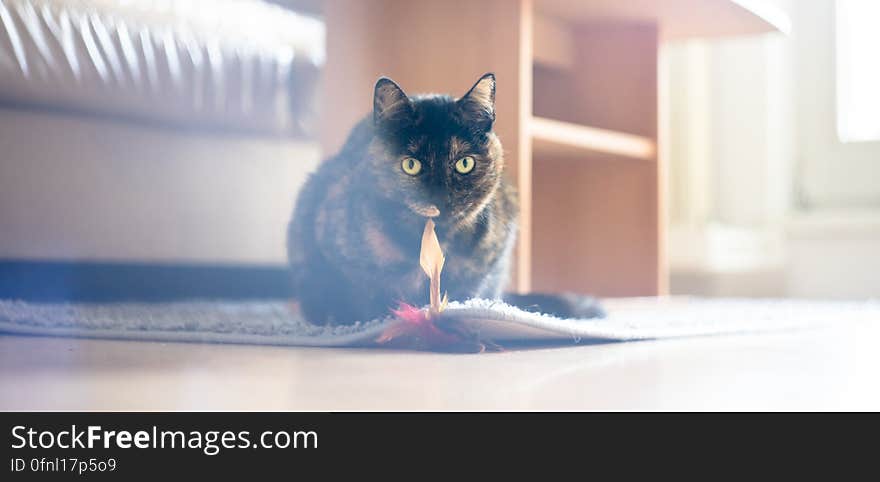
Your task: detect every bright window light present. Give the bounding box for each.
[836,0,880,143]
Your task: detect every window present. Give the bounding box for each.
[836,0,880,143]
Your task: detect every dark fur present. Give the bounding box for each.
[287,74,604,324]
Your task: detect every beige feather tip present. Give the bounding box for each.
[420,219,448,316]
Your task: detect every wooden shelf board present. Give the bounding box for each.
[535,0,790,41]
[530,116,656,161]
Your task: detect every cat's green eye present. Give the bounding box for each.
[401,157,422,175]
[455,156,475,174]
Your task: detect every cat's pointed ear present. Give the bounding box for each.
[457,73,495,131]
[373,77,414,126]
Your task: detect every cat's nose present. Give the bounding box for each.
[422,205,440,218]
[411,203,440,218]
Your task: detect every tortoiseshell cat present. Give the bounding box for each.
[287,73,604,325]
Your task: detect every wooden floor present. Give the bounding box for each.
[2,324,879,410]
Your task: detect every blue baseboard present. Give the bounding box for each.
[0,260,292,301]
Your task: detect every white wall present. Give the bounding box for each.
[664,1,796,229]
[710,32,795,227]
[663,0,880,300]
[794,0,880,208]
[786,211,880,299]
[0,107,320,265]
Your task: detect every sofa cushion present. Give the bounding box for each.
[0,0,324,135]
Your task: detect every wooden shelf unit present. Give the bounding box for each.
[320,0,787,297]
[531,116,656,161]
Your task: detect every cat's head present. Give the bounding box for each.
[367,73,504,226]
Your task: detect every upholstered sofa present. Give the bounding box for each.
[0,0,324,298]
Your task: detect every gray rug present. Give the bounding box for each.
[1,297,878,349]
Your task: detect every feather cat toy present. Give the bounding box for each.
[420,219,448,317]
[377,220,501,352]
